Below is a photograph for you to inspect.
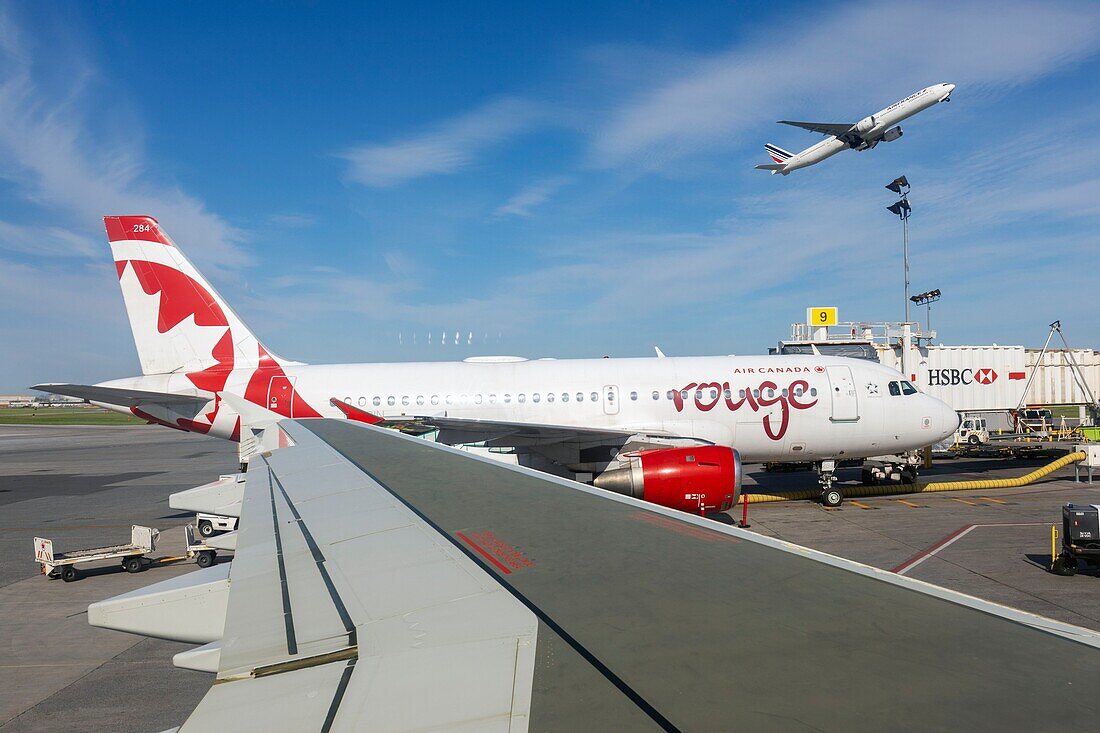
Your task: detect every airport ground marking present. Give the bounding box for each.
[979,496,1009,505]
[949,497,978,506]
[895,499,923,508]
[850,500,877,510]
[892,522,1049,576]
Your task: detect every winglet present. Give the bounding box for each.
[329,398,385,425]
[654,346,666,359]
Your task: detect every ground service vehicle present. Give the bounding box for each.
[34,525,159,582]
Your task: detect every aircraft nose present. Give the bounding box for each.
[936,399,960,441]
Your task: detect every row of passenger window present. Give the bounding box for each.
[342,385,819,409]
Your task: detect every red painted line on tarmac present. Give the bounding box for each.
[891,523,975,575]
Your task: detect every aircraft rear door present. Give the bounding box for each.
[825,366,859,422]
[267,376,297,417]
[602,385,620,415]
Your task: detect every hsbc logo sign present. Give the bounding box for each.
[927,368,998,386]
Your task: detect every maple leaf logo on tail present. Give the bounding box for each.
[105,216,318,434]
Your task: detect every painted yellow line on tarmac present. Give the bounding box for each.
[850,500,877,510]
[980,496,1009,505]
[895,499,923,508]
[950,497,978,506]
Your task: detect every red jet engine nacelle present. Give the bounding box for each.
[592,445,742,515]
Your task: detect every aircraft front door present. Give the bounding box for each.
[267,376,296,417]
[825,366,859,422]
[602,385,620,416]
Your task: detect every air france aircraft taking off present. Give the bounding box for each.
[756,83,955,175]
[36,217,959,509]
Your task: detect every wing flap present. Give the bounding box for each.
[777,119,854,135]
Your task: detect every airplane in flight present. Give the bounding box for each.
[755,82,955,175]
[36,216,960,509]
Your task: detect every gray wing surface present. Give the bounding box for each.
[174,419,1100,732]
[778,120,855,136]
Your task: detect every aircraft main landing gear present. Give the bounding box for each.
[817,460,842,507]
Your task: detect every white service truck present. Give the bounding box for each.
[195,512,238,538]
[956,415,990,446]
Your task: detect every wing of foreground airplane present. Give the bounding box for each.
[778,119,854,136]
[31,383,213,408]
[89,418,1100,731]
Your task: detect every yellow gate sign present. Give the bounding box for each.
[807,307,838,327]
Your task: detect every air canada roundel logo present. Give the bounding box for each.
[815,366,826,373]
[975,368,998,385]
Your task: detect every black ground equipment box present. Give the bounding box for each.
[1052,504,1100,576]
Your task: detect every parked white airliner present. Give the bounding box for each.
[756,83,955,175]
[36,217,959,510]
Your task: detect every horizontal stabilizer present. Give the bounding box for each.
[754,163,785,171]
[31,383,213,408]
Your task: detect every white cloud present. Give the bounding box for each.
[593,0,1100,165]
[0,9,247,270]
[494,176,572,217]
[339,98,542,187]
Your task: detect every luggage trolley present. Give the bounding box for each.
[184,524,219,568]
[34,525,159,582]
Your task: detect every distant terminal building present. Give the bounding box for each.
[772,316,1099,430]
[0,393,85,407]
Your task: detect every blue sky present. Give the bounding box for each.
[2,1,1099,390]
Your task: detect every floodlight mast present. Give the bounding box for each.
[910,288,941,340]
[886,176,912,325]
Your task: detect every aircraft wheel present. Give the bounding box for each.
[123,557,144,574]
[61,566,79,582]
[821,488,843,508]
[196,551,216,568]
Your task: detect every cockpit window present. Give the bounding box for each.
[901,381,918,395]
[888,382,901,397]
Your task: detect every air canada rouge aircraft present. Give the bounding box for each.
[36,216,959,510]
[755,83,955,175]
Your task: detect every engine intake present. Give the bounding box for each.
[881,125,903,142]
[593,446,742,515]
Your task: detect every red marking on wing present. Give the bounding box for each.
[456,531,534,574]
[128,260,228,333]
[104,216,173,245]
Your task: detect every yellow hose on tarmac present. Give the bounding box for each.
[742,451,1086,504]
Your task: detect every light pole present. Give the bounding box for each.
[910,289,941,341]
[886,176,912,324]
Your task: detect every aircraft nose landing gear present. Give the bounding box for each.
[817,460,843,507]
